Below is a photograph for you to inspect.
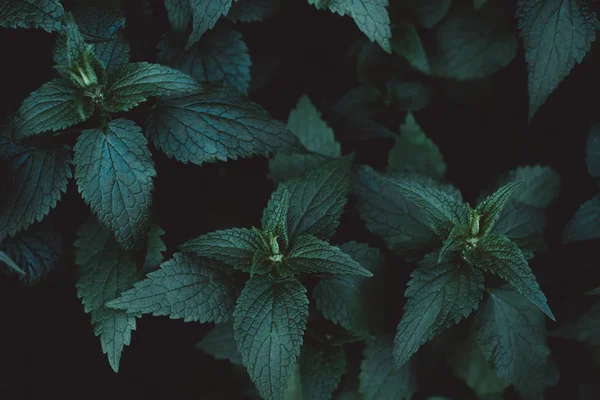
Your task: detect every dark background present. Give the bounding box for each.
[1,0,599,399]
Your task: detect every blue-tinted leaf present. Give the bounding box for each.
[227,0,282,23]
[563,195,600,244]
[0,0,64,32]
[186,0,233,50]
[165,0,192,31]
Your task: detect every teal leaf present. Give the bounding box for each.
[475,181,522,237]
[463,234,554,320]
[0,140,71,240]
[299,339,347,400]
[387,113,446,179]
[106,252,236,322]
[262,155,353,243]
[550,302,600,345]
[12,79,93,140]
[314,241,384,333]
[103,62,201,112]
[73,118,156,249]
[146,86,302,165]
[384,79,433,112]
[227,0,282,23]
[473,284,559,399]
[74,217,140,372]
[286,235,373,277]
[500,165,561,209]
[474,0,490,9]
[406,0,452,29]
[157,24,251,95]
[233,275,309,400]
[196,322,243,365]
[490,201,547,259]
[391,22,430,74]
[164,0,192,32]
[563,195,600,244]
[360,336,417,400]
[0,251,25,275]
[0,223,62,283]
[143,225,167,272]
[516,0,597,122]
[432,4,518,80]
[393,253,484,367]
[186,0,233,50]
[263,186,290,249]
[438,225,470,263]
[269,95,339,182]
[180,228,265,272]
[308,0,392,53]
[0,0,64,32]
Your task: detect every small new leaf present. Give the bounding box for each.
[264,186,290,250]
[74,119,156,249]
[196,322,243,365]
[463,234,555,320]
[475,181,522,237]
[286,235,373,277]
[0,0,64,32]
[299,339,347,400]
[106,252,236,323]
[393,253,484,367]
[233,275,309,400]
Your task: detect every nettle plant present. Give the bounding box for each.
[3,0,600,399]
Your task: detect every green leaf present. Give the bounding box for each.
[587,122,600,184]
[0,223,62,283]
[313,241,384,333]
[262,155,353,242]
[74,218,140,372]
[157,24,251,95]
[299,339,346,400]
[106,252,236,322]
[387,113,446,179]
[406,0,452,29]
[563,195,600,244]
[393,253,484,367]
[180,228,266,272]
[384,79,433,112]
[286,235,373,277]
[463,234,554,320]
[264,187,290,249]
[391,22,430,74]
[490,201,547,259]
[143,225,167,272]
[474,0,490,9]
[431,4,518,80]
[500,165,561,209]
[0,141,71,239]
[550,302,600,345]
[103,62,201,112]
[227,0,281,23]
[308,0,392,53]
[0,251,25,275]
[12,79,93,140]
[73,118,156,249]
[360,336,417,400]
[0,0,64,32]
[146,86,302,165]
[233,275,309,400]
[186,0,233,50]
[473,284,559,399]
[475,181,521,237]
[196,322,243,365]
[516,0,597,122]
[438,225,470,263]
[164,0,192,31]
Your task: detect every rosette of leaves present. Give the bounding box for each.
[107,155,375,400]
[1,8,301,249]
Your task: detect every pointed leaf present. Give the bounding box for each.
[186,0,233,50]
[107,252,236,322]
[103,62,201,112]
[299,339,347,400]
[491,201,547,259]
[550,302,600,345]
[146,87,302,165]
[463,234,554,320]
[475,181,521,237]
[0,0,64,32]
[233,275,309,400]
[391,22,430,74]
[563,195,600,244]
[196,322,243,365]
[393,253,484,367]
[264,186,290,249]
[73,118,156,249]
[499,165,561,209]
[227,0,282,22]
[0,250,24,275]
[406,0,451,29]
[164,0,192,31]
[286,235,373,277]
[516,0,597,122]
[438,225,470,263]
[143,225,167,272]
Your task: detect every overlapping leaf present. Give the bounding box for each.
[0,0,64,31]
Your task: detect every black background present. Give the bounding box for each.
[1,0,600,399]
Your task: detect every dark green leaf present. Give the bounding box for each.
[196,322,243,365]
[360,336,417,400]
[587,123,600,183]
[406,0,452,29]
[146,86,302,165]
[227,0,281,23]
[516,0,597,122]
[0,0,64,32]
[0,251,25,275]
[74,218,140,372]
[550,302,600,346]
[384,79,433,112]
[474,0,490,9]
[0,141,71,239]
[473,284,559,399]
[186,0,233,50]
[299,339,346,400]
[286,235,373,277]
[73,118,156,249]
[587,287,600,295]
[263,186,290,249]
[314,241,384,333]
[393,253,484,367]
[391,22,430,74]
[500,165,561,209]
[12,79,93,140]
[143,225,167,272]
[103,62,201,112]
[106,252,236,322]
[164,0,192,31]
[438,224,470,263]
[491,201,547,259]
[157,24,251,95]
[475,181,521,237]
[464,234,554,320]
[233,275,309,400]
[563,195,600,244]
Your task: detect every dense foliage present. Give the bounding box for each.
[2,0,600,399]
